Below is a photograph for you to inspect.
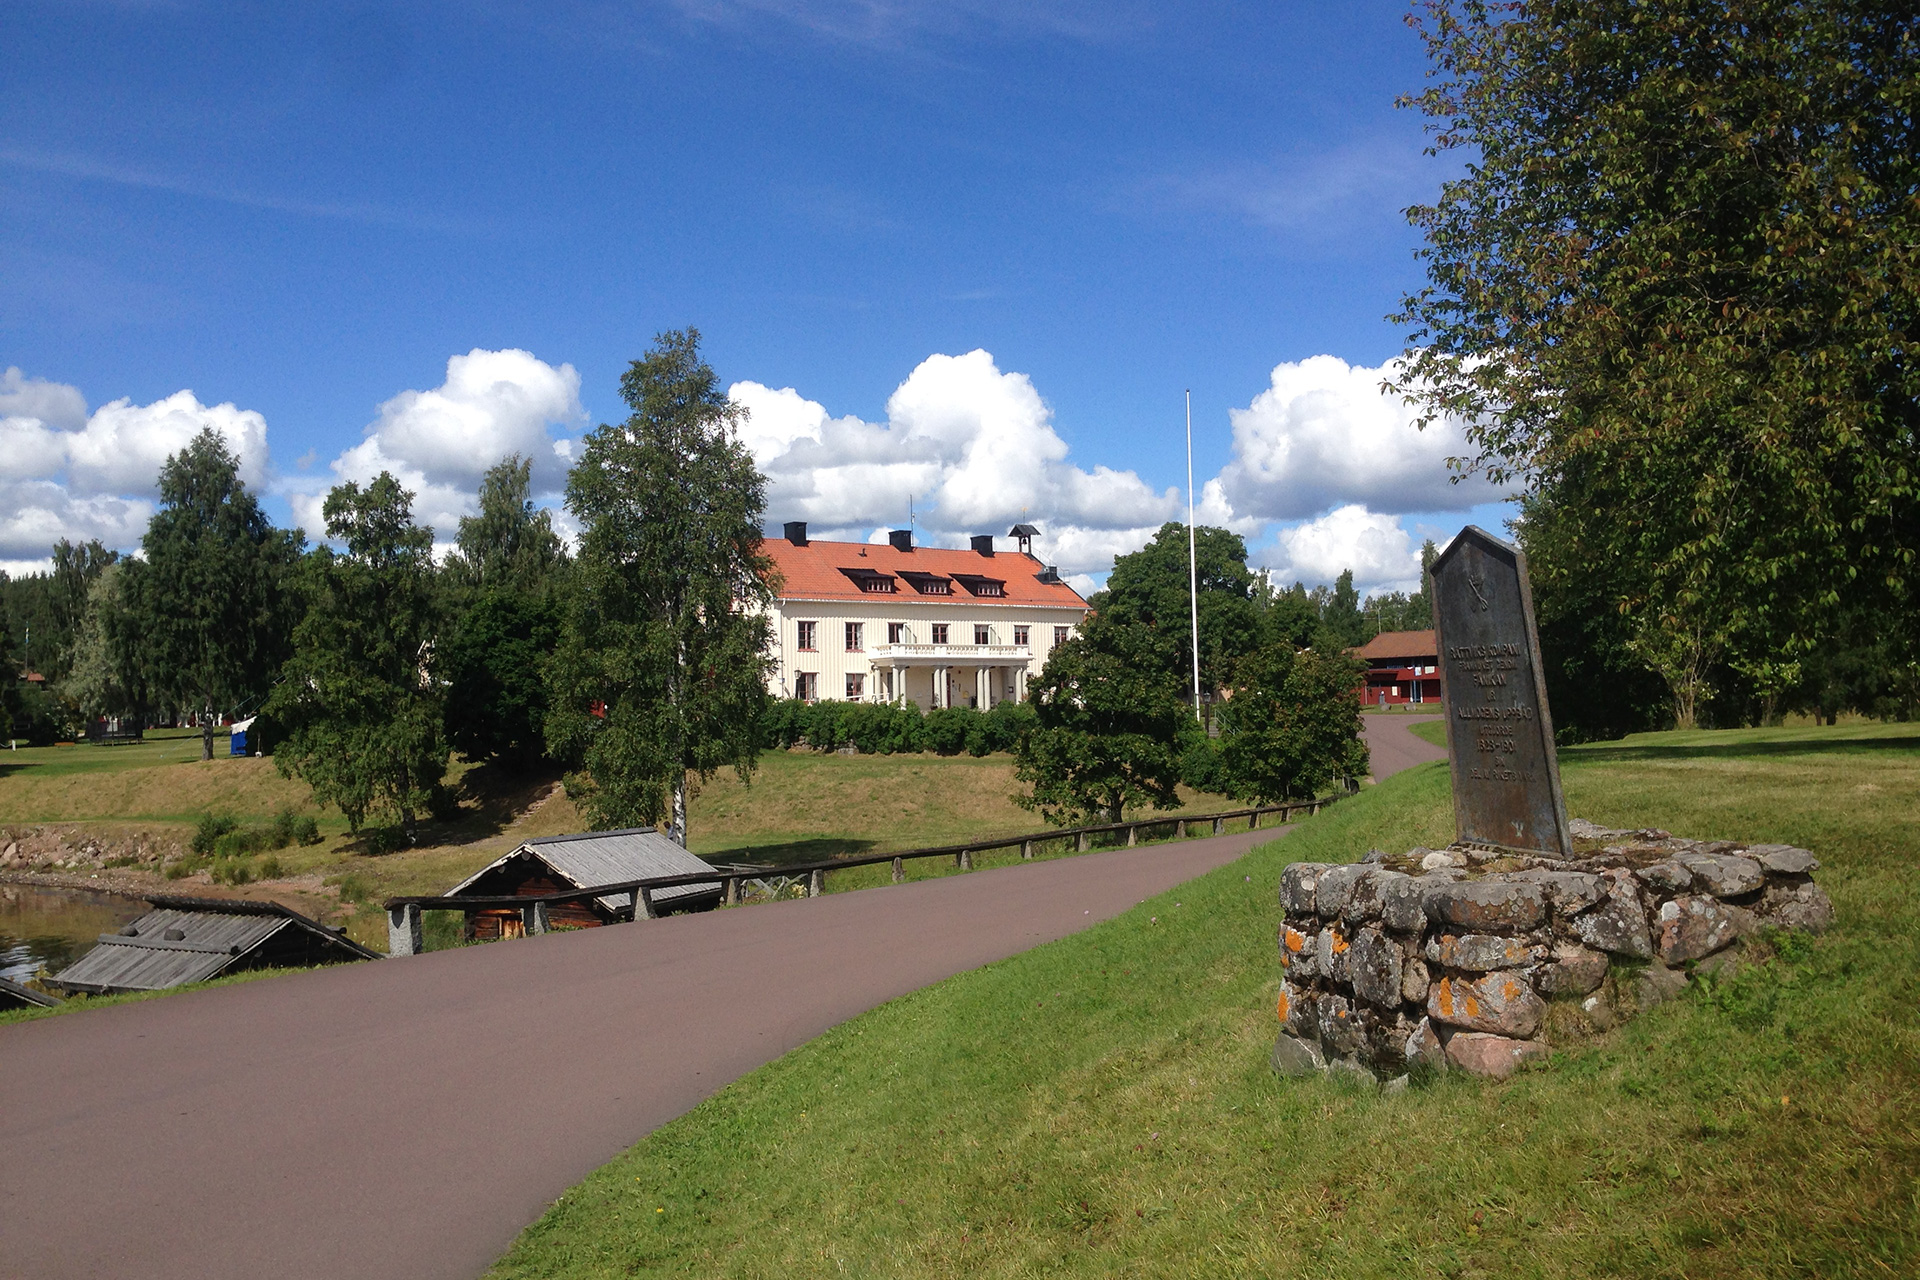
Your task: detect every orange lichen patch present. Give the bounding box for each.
[1501,978,1522,1001]
[1284,927,1307,953]
[1276,989,1291,1022]
[1434,977,1455,1018]
[1331,928,1349,954]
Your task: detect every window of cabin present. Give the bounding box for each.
[1014,625,1029,646]
[1053,625,1070,646]
[797,620,817,651]
[888,622,906,644]
[845,622,863,651]
[932,623,950,645]
[795,672,818,701]
[974,624,990,645]
[845,673,865,700]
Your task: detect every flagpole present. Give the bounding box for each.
[1186,391,1202,724]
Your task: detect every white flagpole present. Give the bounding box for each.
[1186,390,1202,723]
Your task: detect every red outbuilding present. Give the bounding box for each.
[1352,629,1442,707]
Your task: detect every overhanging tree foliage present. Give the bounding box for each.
[268,475,447,840]
[1394,0,1919,727]
[545,329,775,843]
[133,430,303,758]
[1013,617,1191,826]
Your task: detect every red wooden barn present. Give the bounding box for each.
[446,828,723,941]
[1353,629,1442,707]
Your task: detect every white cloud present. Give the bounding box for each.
[0,368,271,563]
[300,348,586,541]
[1265,504,1421,597]
[1214,354,1505,523]
[732,349,1182,575]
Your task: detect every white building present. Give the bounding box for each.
[761,523,1090,709]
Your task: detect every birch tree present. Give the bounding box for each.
[545,329,775,844]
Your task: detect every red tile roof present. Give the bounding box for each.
[760,536,1088,609]
[1352,629,1437,661]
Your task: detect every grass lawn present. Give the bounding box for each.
[490,721,1920,1279]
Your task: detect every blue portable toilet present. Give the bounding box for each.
[229,716,255,756]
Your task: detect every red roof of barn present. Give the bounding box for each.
[1351,629,1437,661]
[761,536,1087,609]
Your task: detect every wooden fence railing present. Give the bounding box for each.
[381,793,1344,956]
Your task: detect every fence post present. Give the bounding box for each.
[1126,824,1137,847]
[1021,840,1033,860]
[1174,819,1186,840]
[1077,831,1090,853]
[1213,816,1224,836]
[637,886,658,920]
[521,901,549,936]
[725,877,739,905]
[892,856,904,882]
[960,849,973,870]
[386,903,422,957]
[1250,809,1261,830]
[809,869,825,897]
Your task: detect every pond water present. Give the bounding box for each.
[0,884,148,984]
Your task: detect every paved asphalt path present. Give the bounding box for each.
[1362,713,1447,781]
[4,825,1289,1280]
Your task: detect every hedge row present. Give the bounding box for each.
[759,698,1038,757]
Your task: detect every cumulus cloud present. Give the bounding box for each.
[732,349,1182,575]
[1266,504,1421,596]
[297,348,585,542]
[0,367,271,566]
[1214,354,1504,523]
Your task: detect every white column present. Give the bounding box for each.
[980,667,993,711]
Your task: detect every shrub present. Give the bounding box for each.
[921,707,973,756]
[211,856,253,886]
[191,812,239,857]
[967,701,1036,756]
[258,854,284,880]
[292,814,321,845]
[213,828,267,859]
[362,826,405,856]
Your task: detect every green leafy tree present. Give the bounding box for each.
[442,457,569,769]
[443,455,568,600]
[1013,617,1190,825]
[443,591,560,769]
[268,475,447,840]
[134,430,304,758]
[1095,523,1267,709]
[1215,643,1370,803]
[545,329,775,843]
[1261,579,1323,651]
[1393,0,1920,726]
[1319,569,1366,649]
[59,562,149,723]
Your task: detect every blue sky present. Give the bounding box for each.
[0,0,1514,591]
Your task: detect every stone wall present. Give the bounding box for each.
[1273,820,1832,1081]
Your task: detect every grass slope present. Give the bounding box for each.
[491,724,1920,1279]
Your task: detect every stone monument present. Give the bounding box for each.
[1270,526,1834,1081]
[1429,525,1572,857]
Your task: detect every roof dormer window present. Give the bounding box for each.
[899,571,952,595]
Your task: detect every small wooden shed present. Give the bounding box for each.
[446,828,724,940]
[45,894,379,995]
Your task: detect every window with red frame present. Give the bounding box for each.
[796,621,817,651]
